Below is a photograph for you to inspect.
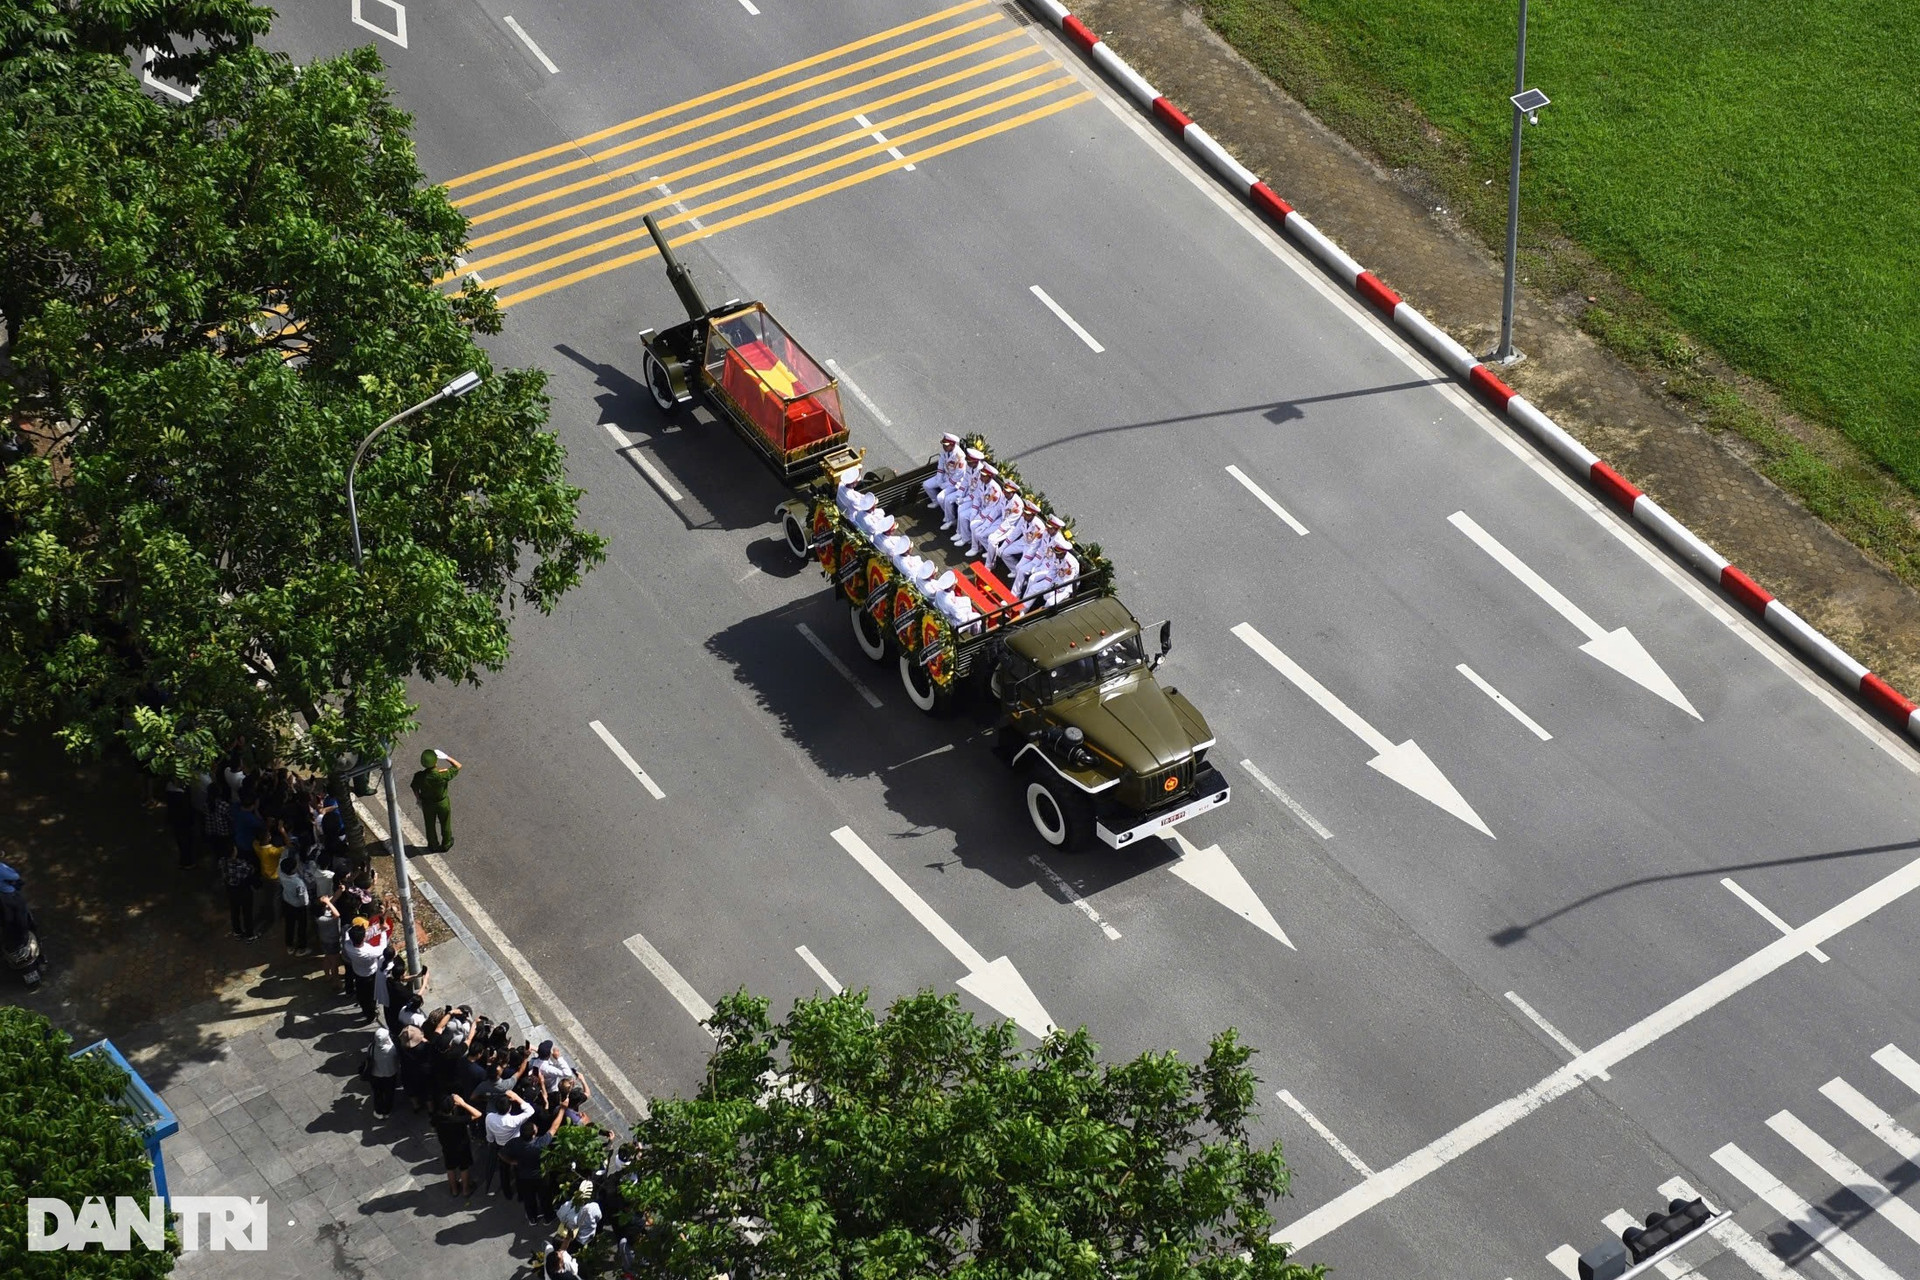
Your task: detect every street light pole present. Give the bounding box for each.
[345,370,482,975]
[1496,0,1530,363]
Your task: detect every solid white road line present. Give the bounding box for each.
[1768,1110,1920,1245]
[1029,284,1105,353]
[1547,1244,1583,1279]
[1602,1210,1696,1278]
[852,113,916,170]
[1822,1077,1920,1162]
[1712,1143,1901,1280]
[1722,878,1830,962]
[589,719,666,800]
[502,16,558,73]
[1871,1044,1920,1096]
[831,826,1055,1037]
[601,422,685,501]
[1456,664,1553,741]
[1232,622,1492,837]
[354,794,651,1120]
[1449,510,1700,718]
[1660,1177,1813,1280]
[823,359,894,427]
[795,622,885,708]
[1504,991,1610,1081]
[1276,1090,1373,1179]
[1027,854,1122,940]
[1237,758,1332,839]
[1224,464,1309,536]
[1276,842,1920,1250]
[623,930,718,1035]
[795,945,844,994]
[1168,830,1293,949]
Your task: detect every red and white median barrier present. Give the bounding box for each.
[1021,0,1920,743]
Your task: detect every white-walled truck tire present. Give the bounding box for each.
[1024,765,1092,851]
[851,604,888,662]
[644,351,678,412]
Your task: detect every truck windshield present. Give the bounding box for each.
[1047,635,1145,697]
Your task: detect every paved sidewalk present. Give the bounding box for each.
[119,935,569,1280]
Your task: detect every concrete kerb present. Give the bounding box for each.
[1018,0,1920,745]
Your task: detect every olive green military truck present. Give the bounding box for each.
[636,216,1228,850]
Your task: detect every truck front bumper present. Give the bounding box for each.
[1095,765,1231,849]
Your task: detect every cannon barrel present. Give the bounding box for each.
[645,214,712,322]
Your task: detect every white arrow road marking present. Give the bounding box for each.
[351,0,408,47]
[623,930,718,1036]
[831,826,1055,1038]
[1450,511,1700,718]
[1167,830,1293,948]
[1232,622,1492,837]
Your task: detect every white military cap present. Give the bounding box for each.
[941,432,960,444]
[980,464,998,478]
[1044,514,1065,529]
[964,447,986,461]
[931,570,959,592]
[846,489,877,510]
[910,559,936,580]
[1051,533,1072,550]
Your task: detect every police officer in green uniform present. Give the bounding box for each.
[409,749,461,852]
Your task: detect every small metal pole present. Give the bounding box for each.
[1496,0,1529,362]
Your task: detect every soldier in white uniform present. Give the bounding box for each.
[1002,507,1049,579]
[954,462,997,542]
[938,447,986,530]
[984,494,1029,572]
[924,433,962,506]
[928,570,982,636]
[963,478,1007,556]
[1043,536,1081,606]
[1009,516,1062,597]
[873,515,913,570]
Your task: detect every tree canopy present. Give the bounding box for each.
[0,12,604,777]
[0,1007,175,1278]
[558,989,1325,1279]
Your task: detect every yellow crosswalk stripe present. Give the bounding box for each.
[442,0,993,190]
[462,44,1045,253]
[455,63,1061,280]
[454,11,1010,209]
[467,29,1032,231]
[495,90,1092,308]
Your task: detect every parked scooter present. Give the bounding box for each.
[0,862,44,989]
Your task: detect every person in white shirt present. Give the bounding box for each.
[531,1040,574,1090]
[872,515,913,569]
[954,463,997,544]
[924,432,962,506]
[481,1090,534,1197]
[984,494,1029,571]
[928,571,982,636]
[1044,539,1082,606]
[964,479,1008,556]
[556,1181,602,1244]
[939,448,985,530]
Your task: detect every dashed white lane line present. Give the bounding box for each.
[1456,664,1553,741]
[795,945,844,994]
[1276,1090,1373,1179]
[352,797,653,1120]
[1768,1110,1920,1245]
[623,929,718,1035]
[1722,877,1829,962]
[735,0,761,14]
[1237,758,1332,839]
[502,15,558,73]
[852,113,915,170]
[796,622,884,708]
[1660,1177,1812,1280]
[1224,464,1309,536]
[1504,991,1610,1081]
[650,178,705,230]
[589,719,666,800]
[1711,1143,1902,1280]
[823,358,894,427]
[887,742,955,770]
[1276,843,1920,1249]
[602,422,684,501]
[1029,284,1105,353]
[1027,854,1122,940]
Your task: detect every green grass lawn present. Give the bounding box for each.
[1201,0,1920,497]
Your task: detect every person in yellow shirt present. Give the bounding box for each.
[253,820,286,935]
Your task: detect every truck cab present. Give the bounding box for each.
[991,596,1229,850]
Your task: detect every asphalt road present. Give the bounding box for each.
[263,4,1920,1276]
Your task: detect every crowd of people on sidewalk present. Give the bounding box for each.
[160,744,645,1277]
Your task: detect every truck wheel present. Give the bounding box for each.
[644,351,678,412]
[782,510,810,562]
[851,604,888,662]
[899,652,949,715]
[1024,768,1092,851]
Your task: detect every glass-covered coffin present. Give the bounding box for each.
[704,305,847,460]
